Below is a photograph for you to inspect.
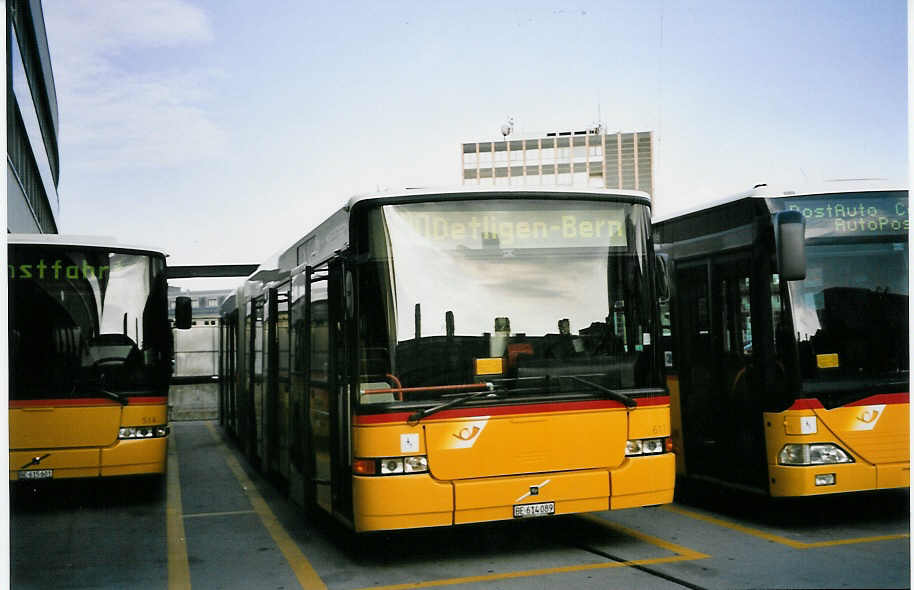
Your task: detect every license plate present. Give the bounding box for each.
[19,469,52,481]
[513,501,555,518]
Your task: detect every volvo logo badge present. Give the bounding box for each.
[515,479,552,503]
[21,453,51,469]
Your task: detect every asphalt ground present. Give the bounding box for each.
[10,420,910,589]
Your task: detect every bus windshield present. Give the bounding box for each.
[8,245,171,400]
[787,241,909,403]
[356,199,658,406]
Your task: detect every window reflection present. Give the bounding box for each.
[9,248,169,399]
[356,199,657,402]
[788,242,908,384]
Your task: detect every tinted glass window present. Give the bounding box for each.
[8,246,169,399]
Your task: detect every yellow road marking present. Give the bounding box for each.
[663,504,910,549]
[355,512,709,590]
[166,440,192,590]
[579,513,710,559]
[355,555,698,590]
[183,510,256,519]
[206,423,327,590]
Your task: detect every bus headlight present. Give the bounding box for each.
[354,455,429,476]
[380,458,404,475]
[403,456,428,473]
[626,437,669,456]
[119,425,169,439]
[778,443,853,465]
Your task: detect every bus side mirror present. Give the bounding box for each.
[775,211,806,281]
[655,253,671,303]
[175,296,192,330]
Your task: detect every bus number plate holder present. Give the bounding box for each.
[513,501,554,518]
[19,469,52,481]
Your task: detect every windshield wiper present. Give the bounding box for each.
[568,376,637,408]
[408,382,497,423]
[90,388,129,406]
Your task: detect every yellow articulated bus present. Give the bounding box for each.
[654,187,908,496]
[220,187,674,532]
[8,234,190,482]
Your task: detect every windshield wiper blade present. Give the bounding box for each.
[408,383,497,423]
[93,388,128,406]
[568,376,637,408]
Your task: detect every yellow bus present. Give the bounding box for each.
[654,187,908,496]
[8,235,190,482]
[220,187,675,532]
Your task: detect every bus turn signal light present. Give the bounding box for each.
[353,459,377,475]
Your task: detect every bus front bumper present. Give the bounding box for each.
[352,453,676,532]
[768,461,909,496]
[10,438,167,481]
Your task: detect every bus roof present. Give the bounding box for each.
[346,185,652,210]
[7,233,169,257]
[654,185,907,224]
[265,186,654,276]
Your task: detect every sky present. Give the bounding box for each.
[41,0,908,288]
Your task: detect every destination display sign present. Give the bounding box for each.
[773,192,908,238]
[385,203,629,249]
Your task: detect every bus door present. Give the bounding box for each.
[243,300,259,461]
[306,267,333,513]
[276,284,292,482]
[263,290,276,473]
[677,256,758,483]
[289,273,309,508]
[712,256,761,486]
[227,311,238,437]
[264,284,292,481]
[676,263,716,475]
[328,260,353,521]
[263,288,280,478]
[253,296,266,466]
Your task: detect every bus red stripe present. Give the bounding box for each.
[788,392,909,411]
[353,396,670,425]
[844,392,909,407]
[9,396,167,409]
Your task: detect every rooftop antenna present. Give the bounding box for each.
[597,93,602,130]
[500,116,515,140]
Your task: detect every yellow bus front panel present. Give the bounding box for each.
[352,399,673,531]
[610,452,675,509]
[9,398,170,481]
[352,473,454,532]
[422,405,627,481]
[664,374,688,476]
[11,439,168,480]
[120,403,168,429]
[101,438,168,477]
[768,463,877,496]
[764,395,909,497]
[10,403,121,450]
[10,448,102,480]
[453,468,609,524]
